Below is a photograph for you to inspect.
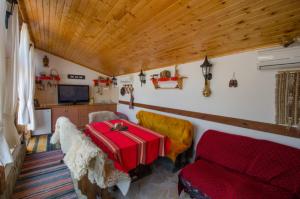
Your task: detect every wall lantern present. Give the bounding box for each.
[112,76,117,86]
[43,55,49,67]
[138,69,146,86]
[200,56,213,97]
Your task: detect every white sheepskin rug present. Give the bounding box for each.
[50,116,130,191]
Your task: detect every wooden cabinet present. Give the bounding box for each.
[78,106,88,127]
[51,104,116,131]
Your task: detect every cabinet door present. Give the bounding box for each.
[78,105,88,128]
[51,107,67,132]
[88,104,117,113]
[65,106,79,127]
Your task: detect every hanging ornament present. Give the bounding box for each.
[229,72,238,88]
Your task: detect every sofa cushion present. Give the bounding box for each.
[179,160,295,199]
[246,140,300,196]
[196,130,260,173]
[136,110,193,162]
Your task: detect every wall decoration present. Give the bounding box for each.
[200,56,213,97]
[275,71,300,127]
[120,87,126,96]
[120,76,134,84]
[35,70,60,91]
[129,85,134,109]
[229,72,238,88]
[160,70,171,78]
[112,76,117,86]
[43,55,49,67]
[138,69,146,87]
[151,65,187,89]
[93,76,111,87]
[93,76,111,95]
[68,74,85,80]
[120,84,134,108]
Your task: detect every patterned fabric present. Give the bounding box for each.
[121,119,166,157]
[104,121,147,164]
[12,150,77,199]
[86,124,123,165]
[181,130,300,199]
[85,119,169,172]
[26,134,60,154]
[275,71,300,125]
[136,110,193,162]
[179,159,295,199]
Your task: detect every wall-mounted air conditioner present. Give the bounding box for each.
[257,45,300,70]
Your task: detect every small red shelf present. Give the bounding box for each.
[93,79,112,86]
[36,75,60,81]
[151,76,179,82]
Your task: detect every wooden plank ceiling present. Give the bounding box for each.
[19,0,300,76]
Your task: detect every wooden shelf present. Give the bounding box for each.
[36,75,60,81]
[151,76,187,89]
[93,79,112,86]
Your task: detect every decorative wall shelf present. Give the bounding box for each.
[36,75,60,81]
[35,74,61,91]
[93,79,112,86]
[151,66,187,89]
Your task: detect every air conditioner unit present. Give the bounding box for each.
[257,45,300,70]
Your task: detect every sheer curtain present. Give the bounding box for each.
[0,0,13,165]
[3,5,20,149]
[27,45,36,130]
[17,23,30,126]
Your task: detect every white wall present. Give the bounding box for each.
[34,49,118,105]
[117,50,300,149]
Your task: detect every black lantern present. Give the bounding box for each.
[200,56,213,97]
[112,76,117,86]
[43,55,49,67]
[138,69,146,86]
[200,56,212,80]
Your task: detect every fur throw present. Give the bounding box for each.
[64,134,100,180]
[88,154,130,188]
[51,116,130,189]
[51,116,82,154]
[88,111,119,123]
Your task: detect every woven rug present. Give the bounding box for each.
[27,134,60,154]
[12,150,77,199]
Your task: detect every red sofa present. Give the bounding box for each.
[178,130,300,199]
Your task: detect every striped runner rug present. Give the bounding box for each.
[12,150,77,199]
[27,134,60,154]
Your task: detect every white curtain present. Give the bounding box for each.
[3,5,20,149]
[17,23,30,125]
[27,46,36,130]
[0,0,13,165]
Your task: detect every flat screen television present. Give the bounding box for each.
[58,84,89,104]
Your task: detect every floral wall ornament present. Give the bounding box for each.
[200,56,213,97]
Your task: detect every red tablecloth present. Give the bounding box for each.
[85,119,170,172]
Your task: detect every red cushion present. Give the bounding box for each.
[246,140,300,196]
[180,160,295,199]
[196,130,260,173]
[195,130,300,197]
